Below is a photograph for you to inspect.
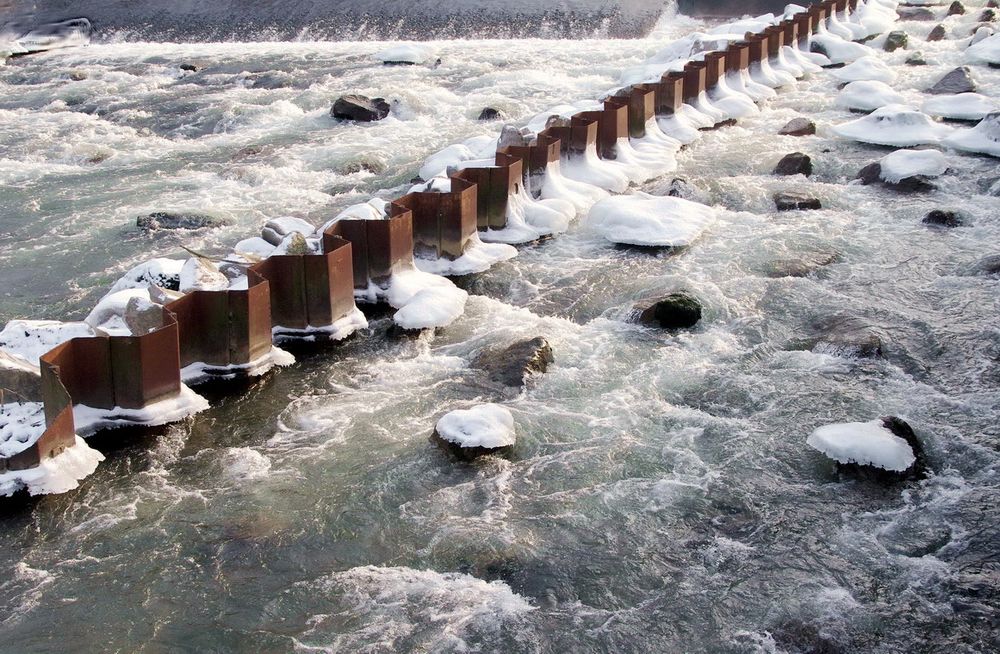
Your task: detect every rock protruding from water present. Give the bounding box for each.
[473,337,554,388]
[635,292,702,329]
[331,95,390,122]
[478,107,506,121]
[927,24,947,41]
[497,124,528,149]
[884,31,909,52]
[923,209,967,227]
[809,417,927,482]
[807,314,884,358]
[906,52,928,65]
[856,162,936,193]
[433,404,516,460]
[136,211,228,231]
[774,192,822,211]
[899,7,936,21]
[124,296,164,336]
[764,251,838,278]
[928,67,977,95]
[773,152,812,176]
[948,1,967,16]
[0,351,42,402]
[779,118,816,136]
[261,217,315,246]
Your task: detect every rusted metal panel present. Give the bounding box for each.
[657,72,685,114]
[325,218,369,289]
[453,167,496,230]
[781,19,799,45]
[500,134,561,175]
[57,337,115,409]
[320,236,357,321]
[255,256,308,330]
[3,404,76,472]
[441,176,478,260]
[39,346,74,425]
[578,102,628,158]
[746,34,769,64]
[683,61,707,102]
[109,320,181,409]
[726,42,751,72]
[542,115,598,157]
[848,0,858,11]
[230,276,273,363]
[168,292,229,367]
[794,13,811,40]
[764,25,785,56]
[704,52,727,88]
[611,86,655,138]
[324,207,415,289]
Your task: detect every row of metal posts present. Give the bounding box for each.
[1,0,857,475]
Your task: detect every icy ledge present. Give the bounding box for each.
[0,437,103,497]
[587,193,718,247]
[435,404,516,449]
[74,386,210,436]
[807,420,915,472]
[181,346,296,384]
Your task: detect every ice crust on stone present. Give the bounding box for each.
[181,346,295,385]
[107,258,183,295]
[179,257,230,293]
[943,112,1000,157]
[376,268,469,331]
[810,34,874,65]
[833,105,954,146]
[879,148,948,183]
[921,93,999,122]
[807,420,916,472]
[831,56,897,84]
[73,385,209,436]
[966,34,1000,66]
[413,235,517,276]
[0,320,98,364]
[374,43,436,65]
[587,193,718,247]
[436,404,515,449]
[0,436,103,497]
[836,80,907,112]
[85,288,155,335]
[0,402,46,458]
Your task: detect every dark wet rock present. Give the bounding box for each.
[431,430,514,461]
[774,192,821,211]
[68,70,88,81]
[330,94,390,122]
[856,162,935,193]
[180,63,199,72]
[764,252,838,278]
[982,8,998,21]
[835,417,928,482]
[0,351,42,402]
[884,30,909,52]
[809,40,829,58]
[136,211,228,231]
[773,152,813,177]
[966,254,1000,276]
[635,292,702,330]
[948,1,966,15]
[497,124,528,149]
[978,176,1000,196]
[664,177,709,203]
[923,209,967,228]
[231,144,269,160]
[926,24,947,41]
[928,66,976,95]
[124,297,164,336]
[338,159,385,175]
[899,7,936,21]
[906,52,928,65]
[477,107,506,121]
[778,117,816,136]
[472,337,553,388]
[807,313,885,358]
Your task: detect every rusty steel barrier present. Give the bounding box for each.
[8,1,851,483]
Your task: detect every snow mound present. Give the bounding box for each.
[413,235,517,276]
[587,193,717,247]
[107,258,183,295]
[922,93,999,122]
[74,385,209,436]
[377,268,468,330]
[831,56,897,84]
[374,43,436,65]
[84,288,155,335]
[966,34,1000,66]
[878,148,948,183]
[833,105,954,146]
[435,404,516,449]
[179,257,229,293]
[836,80,906,112]
[0,436,103,497]
[943,112,1000,157]
[320,198,390,233]
[0,402,46,458]
[807,420,916,472]
[810,34,874,65]
[0,320,98,365]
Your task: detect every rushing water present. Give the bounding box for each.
[1,6,1000,653]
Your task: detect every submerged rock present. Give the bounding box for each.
[664,177,710,203]
[0,351,42,402]
[432,404,516,460]
[923,209,967,227]
[774,192,821,211]
[136,211,228,231]
[635,292,702,330]
[473,337,553,388]
[856,160,937,192]
[884,31,909,52]
[807,313,884,358]
[905,52,928,65]
[331,95,390,122]
[764,251,838,278]
[778,118,816,136]
[773,152,812,176]
[477,107,506,121]
[898,7,935,21]
[966,254,1000,276]
[928,67,977,95]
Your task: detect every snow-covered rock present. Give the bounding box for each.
[0,320,98,364]
[833,105,954,146]
[379,269,468,330]
[179,257,229,293]
[922,93,999,122]
[435,404,516,451]
[261,216,315,246]
[836,80,907,112]
[0,434,103,497]
[878,148,948,183]
[587,193,718,248]
[810,34,875,65]
[374,43,436,65]
[831,56,898,84]
[966,33,1000,66]
[232,236,276,259]
[943,112,1000,157]
[107,258,184,295]
[807,420,916,473]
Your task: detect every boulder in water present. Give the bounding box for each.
[473,337,553,388]
[764,251,838,278]
[927,67,977,95]
[923,209,966,227]
[807,313,884,358]
[261,216,315,246]
[432,404,516,460]
[179,258,229,293]
[778,118,816,136]
[926,25,947,42]
[905,52,928,65]
[774,192,821,211]
[773,152,812,176]
[884,31,908,52]
[123,297,164,336]
[808,416,927,482]
[478,107,506,121]
[966,254,1000,276]
[948,1,966,16]
[898,7,935,21]
[497,124,527,149]
[0,351,42,402]
[943,112,1000,157]
[981,9,998,22]
[136,211,228,231]
[331,95,390,122]
[635,292,702,329]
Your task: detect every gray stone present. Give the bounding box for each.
[947,1,966,16]
[477,107,506,121]
[497,124,527,149]
[898,7,936,20]
[835,417,928,482]
[981,8,997,21]
[473,337,554,388]
[966,254,1000,276]
[808,314,884,359]
[635,292,703,329]
[923,209,966,228]
[773,152,813,176]
[778,117,816,136]
[764,252,838,278]
[857,162,883,185]
[926,24,947,41]
[0,351,42,403]
[884,30,909,52]
[774,192,821,211]
[331,95,390,122]
[928,67,976,95]
[136,211,228,231]
[124,296,164,336]
[905,52,928,65]
[545,115,572,129]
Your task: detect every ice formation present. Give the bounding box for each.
[374,43,436,65]
[921,93,999,122]
[943,112,1000,157]
[833,105,954,146]
[807,420,916,472]
[435,404,516,449]
[878,148,948,183]
[0,435,104,497]
[587,193,718,247]
[836,80,907,112]
[966,34,1000,66]
[831,56,897,84]
[0,320,98,364]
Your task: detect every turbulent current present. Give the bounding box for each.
[1,5,999,654]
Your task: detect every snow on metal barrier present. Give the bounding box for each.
[0,0,859,490]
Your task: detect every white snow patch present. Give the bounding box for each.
[413,235,516,276]
[272,307,368,342]
[587,193,717,247]
[107,258,183,295]
[436,404,516,449]
[878,149,948,183]
[833,105,954,147]
[810,34,874,65]
[831,56,897,84]
[374,44,436,65]
[0,436,103,497]
[922,93,1000,122]
[179,257,229,293]
[836,80,906,112]
[0,402,46,458]
[73,385,209,436]
[379,268,468,330]
[0,320,98,365]
[808,420,916,472]
[181,346,295,384]
[966,34,1000,66]
[943,112,1000,158]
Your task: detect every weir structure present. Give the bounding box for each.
[1,0,861,483]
